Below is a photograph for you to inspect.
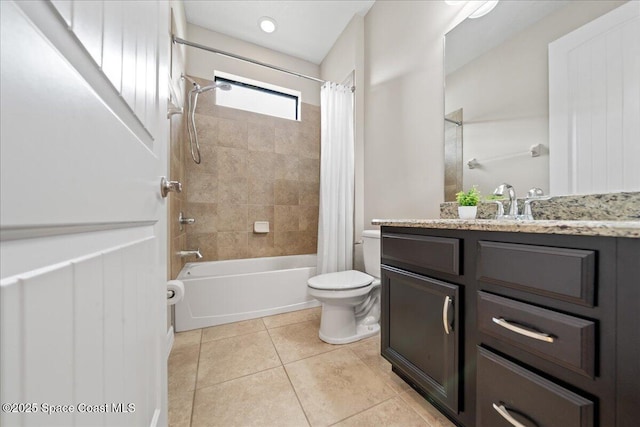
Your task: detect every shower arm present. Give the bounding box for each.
[182,74,199,88]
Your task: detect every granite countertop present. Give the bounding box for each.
[371,219,640,238]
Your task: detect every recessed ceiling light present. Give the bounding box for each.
[469,0,499,19]
[259,17,277,34]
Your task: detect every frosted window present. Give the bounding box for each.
[215,78,299,121]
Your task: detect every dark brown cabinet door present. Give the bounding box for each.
[381,266,460,413]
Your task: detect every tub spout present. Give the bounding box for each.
[178,249,203,259]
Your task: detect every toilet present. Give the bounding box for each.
[307,230,381,344]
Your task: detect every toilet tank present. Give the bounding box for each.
[362,230,381,278]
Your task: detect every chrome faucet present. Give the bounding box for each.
[493,183,518,218]
[178,249,203,259]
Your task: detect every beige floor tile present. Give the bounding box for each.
[201,318,265,343]
[399,389,456,427]
[168,389,194,427]
[348,334,410,394]
[168,343,200,393]
[285,348,396,427]
[173,329,202,349]
[197,330,281,388]
[262,306,321,329]
[192,367,309,427]
[268,319,336,363]
[333,396,430,427]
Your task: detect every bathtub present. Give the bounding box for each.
[174,254,320,332]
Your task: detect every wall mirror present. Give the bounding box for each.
[444,0,631,201]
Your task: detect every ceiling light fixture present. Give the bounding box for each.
[468,0,499,19]
[258,16,277,34]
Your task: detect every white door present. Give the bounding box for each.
[549,1,640,195]
[0,1,169,426]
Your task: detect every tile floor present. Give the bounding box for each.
[168,307,455,427]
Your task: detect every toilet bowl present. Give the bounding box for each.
[307,230,382,344]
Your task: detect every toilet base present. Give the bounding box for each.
[317,303,380,344]
[319,323,380,345]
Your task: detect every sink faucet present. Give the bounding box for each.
[178,249,203,259]
[493,183,518,218]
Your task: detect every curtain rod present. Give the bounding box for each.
[173,36,323,83]
[173,36,355,92]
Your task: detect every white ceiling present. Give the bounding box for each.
[183,1,375,64]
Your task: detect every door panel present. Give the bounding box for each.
[0,1,159,228]
[390,276,447,383]
[102,1,124,92]
[549,1,640,195]
[382,266,460,413]
[0,0,168,425]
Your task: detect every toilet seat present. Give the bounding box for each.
[307,270,373,291]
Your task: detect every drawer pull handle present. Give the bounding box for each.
[492,403,527,427]
[443,296,452,335]
[492,317,554,343]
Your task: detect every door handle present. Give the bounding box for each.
[442,296,453,334]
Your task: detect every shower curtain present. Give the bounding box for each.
[317,82,354,274]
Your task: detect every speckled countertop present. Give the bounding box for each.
[440,191,640,221]
[371,219,640,238]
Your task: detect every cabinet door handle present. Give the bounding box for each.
[443,296,452,335]
[492,403,527,427]
[492,317,554,343]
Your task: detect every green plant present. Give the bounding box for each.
[456,187,481,206]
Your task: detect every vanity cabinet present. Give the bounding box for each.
[380,226,640,427]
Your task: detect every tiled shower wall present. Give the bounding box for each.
[183,77,320,262]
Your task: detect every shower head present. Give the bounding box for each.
[215,81,232,91]
[181,74,232,94]
[193,81,232,94]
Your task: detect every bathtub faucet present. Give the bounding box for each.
[178,249,203,259]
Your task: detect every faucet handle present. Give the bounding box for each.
[160,177,182,198]
[521,200,534,220]
[526,187,544,198]
[493,200,505,219]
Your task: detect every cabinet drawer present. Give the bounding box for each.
[477,347,594,427]
[382,233,460,275]
[477,241,595,306]
[478,291,595,377]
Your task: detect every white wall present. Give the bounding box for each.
[170,0,187,105]
[363,1,473,224]
[446,1,624,197]
[186,23,321,106]
[320,15,365,269]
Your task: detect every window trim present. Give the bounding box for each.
[214,76,300,121]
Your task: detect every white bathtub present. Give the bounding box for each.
[174,254,320,332]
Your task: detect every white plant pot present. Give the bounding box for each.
[458,206,477,219]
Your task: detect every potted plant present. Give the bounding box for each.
[456,187,480,219]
